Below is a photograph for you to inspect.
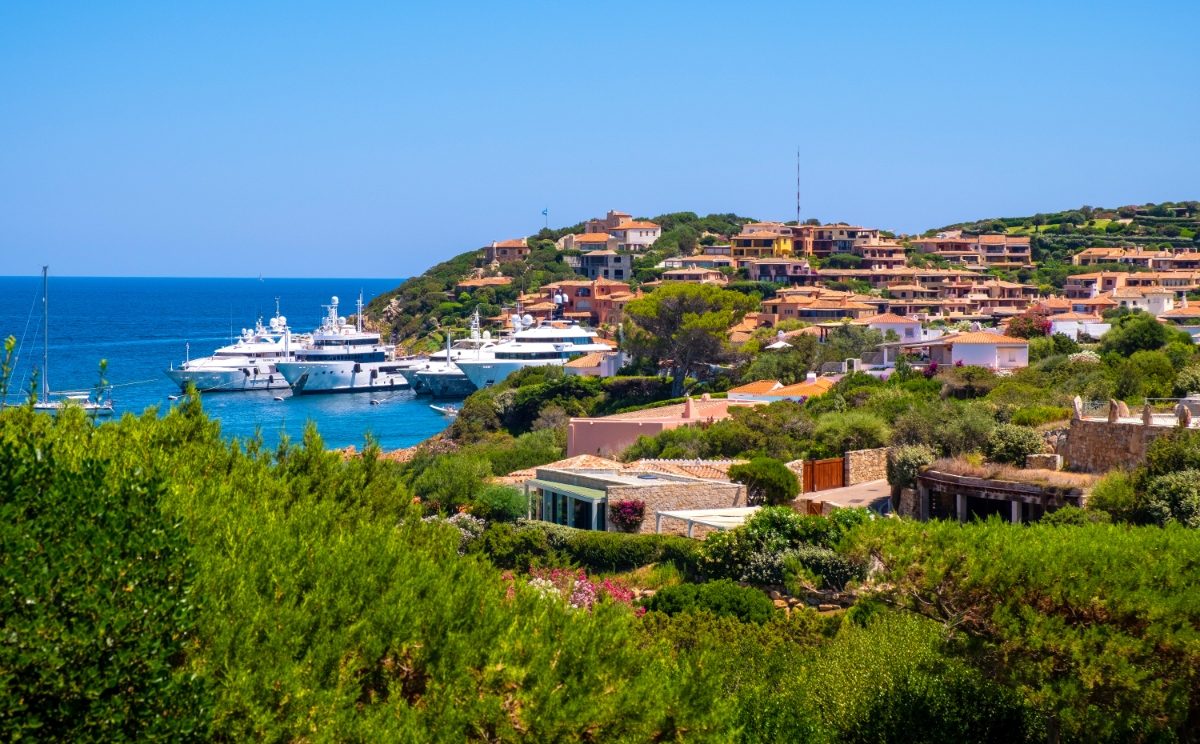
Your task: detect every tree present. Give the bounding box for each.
[728,457,800,506]
[1100,312,1190,356]
[1007,311,1050,339]
[623,283,757,397]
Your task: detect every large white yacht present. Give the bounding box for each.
[275,294,411,394]
[410,310,499,398]
[165,304,307,393]
[453,313,611,390]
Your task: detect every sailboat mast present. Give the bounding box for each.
[41,266,49,401]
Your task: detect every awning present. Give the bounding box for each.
[655,506,761,536]
[526,479,607,502]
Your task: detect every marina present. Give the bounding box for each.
[0,275,447,451]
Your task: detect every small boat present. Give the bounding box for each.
[430,404,458,417]
[273,395,285,402]
[167,394,180,401]
[30,266,114,417]
[369,399,382,406]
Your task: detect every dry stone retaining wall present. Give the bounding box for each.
[845,448,888,485]
[1061,418,1179,473]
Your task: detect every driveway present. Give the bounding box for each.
[809,479,891,513]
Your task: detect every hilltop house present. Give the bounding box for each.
[558,232,620,252]
[608,220,662,251]
[568,249,631,281]
[905,331,1029,370]
[485,238,530,264]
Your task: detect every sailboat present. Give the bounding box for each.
[31,266,115,417]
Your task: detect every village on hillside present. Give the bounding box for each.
[372,202,1200,535]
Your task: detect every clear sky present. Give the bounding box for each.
[1,0,1196,278]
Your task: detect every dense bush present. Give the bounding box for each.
[1087,470,1138,522]
[810,411,890,457]
[470,484,528,522]
[847,518,1200,741]
[642,579,776,624]
[701,507,870,584]
[886,444,935,491]
[0,407,211,740]
[1009,404,1071,426]
[1139,470,1200,528]
[983,423,1045,465]
[783,545,866,590]
[608,499,646,531]
[728,457,799,505]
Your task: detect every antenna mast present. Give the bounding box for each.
[795,147,801,225]
[41,266,49,402]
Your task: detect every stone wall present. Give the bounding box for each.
[1060,418,1180,473]
[845,447,888,485]
[609,482,745,535]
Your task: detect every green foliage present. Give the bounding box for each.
[620,400,815,461]
[1087,470,1139,522]
[1009,405,1071,426]
[1039,505,1110,526]
[1174,363,1200,396]
[728,457,799,506]
[847,518,1200,741]
[1100,311,1191,357]
[886,444,936,490]
[782,546,865,590]
[411,452,493,511]
[811,411,890,457]
[643,579,777,624]
[1143,427,1200,477]
[937,364,1000,399]
[470,484,527,522]
[1140,470,1200,528]
[623,283,757,396]
[701,508,870,585]
[0,407,211,741]
[893,400,996,457]
[983,423,1045,465]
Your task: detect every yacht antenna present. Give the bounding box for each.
[356,291,364,332]
[41,266,49,402]
[275,296,281,318]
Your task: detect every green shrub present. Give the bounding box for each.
[1040,505,1111,526]
[562,530,663,572]
[1088,470,1138,522]
[470,484,527,522]
[984,424,1045,465]
[886,444,935,491]
[411,452,493,511]
[1143,428,1200,477]
[1139,470,1200,527]
[472,522,557,570]
[811,411,890,457]
[643,579,776,624]
[783,546,865,590]
[728,457,799,506]
[1010,405,1071,427]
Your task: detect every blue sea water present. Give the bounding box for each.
[0,275,451,451]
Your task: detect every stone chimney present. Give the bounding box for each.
[682,396,695,420]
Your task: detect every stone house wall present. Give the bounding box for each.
[608,482,745,535]
[845,448,888,485]
[1060,418,1179,473]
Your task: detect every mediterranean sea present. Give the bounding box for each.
[0,275,451,451]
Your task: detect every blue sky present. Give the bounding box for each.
[1,0,1196,277]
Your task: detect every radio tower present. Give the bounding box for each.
[795,147,801,225]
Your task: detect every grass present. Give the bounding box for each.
[928,457,1098,491]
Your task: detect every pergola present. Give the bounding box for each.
[654,506,761,537]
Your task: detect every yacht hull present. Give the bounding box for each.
[276,361,411,395]
[412,369,478,398]
[165,366,290,393]
[455,359,565,389]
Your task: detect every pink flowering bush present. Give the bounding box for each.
[526,568,638,611]
[609,499,646,532]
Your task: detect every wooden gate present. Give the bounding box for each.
[803,457,845,493]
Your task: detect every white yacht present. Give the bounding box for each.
[165,304,307,393]
[453,313,612,390]
[410,310,499,398]
[275,294,411,394]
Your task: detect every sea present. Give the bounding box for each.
[0,275,451,451]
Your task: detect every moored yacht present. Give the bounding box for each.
[410,309,498,398]
[453,313,612,389]
[165,304,307,393]
[275,294,411,394]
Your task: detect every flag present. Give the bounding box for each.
[541,208,548,216]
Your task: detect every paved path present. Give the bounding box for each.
[808,479,891,512]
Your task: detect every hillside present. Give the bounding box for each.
[364,211,755,349]
[366,201,1199,348]
[931,201,1200,262]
